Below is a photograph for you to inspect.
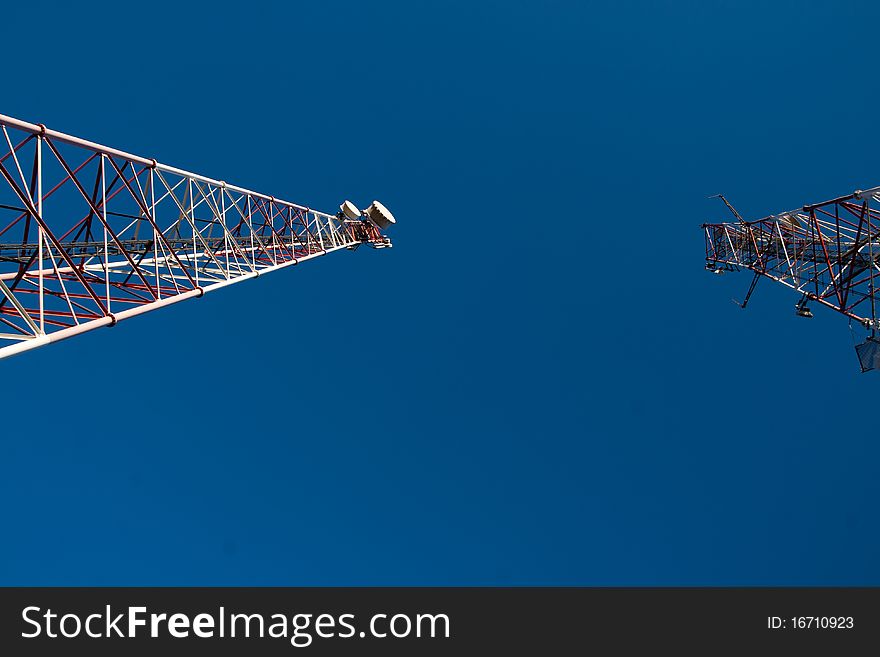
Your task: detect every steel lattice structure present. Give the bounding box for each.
[703,189,880,370]
[0,113,393,360]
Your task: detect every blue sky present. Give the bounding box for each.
[1,1,879,585]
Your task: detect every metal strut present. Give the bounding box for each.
[710,193,746,224]
[734,271,761,309]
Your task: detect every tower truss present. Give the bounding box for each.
[703,188,880,370]
[0,113,392,360]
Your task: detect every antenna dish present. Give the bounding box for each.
[340,200,361,221]
[364,201,396,229]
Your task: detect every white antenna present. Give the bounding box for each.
[339,200,362,221]
[364,201,396,229]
